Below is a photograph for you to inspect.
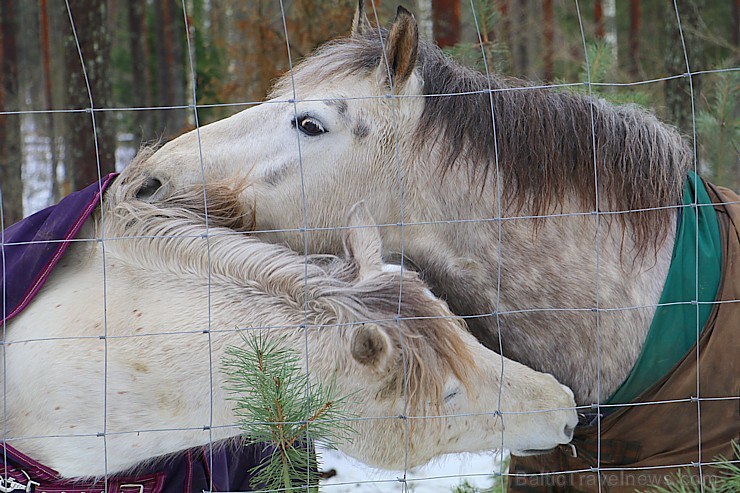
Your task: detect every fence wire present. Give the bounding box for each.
[1,1,738,493]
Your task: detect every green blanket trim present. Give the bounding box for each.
[605,172,722,405]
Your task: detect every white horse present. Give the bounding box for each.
[3,152,577,479]
[132,4,710,409]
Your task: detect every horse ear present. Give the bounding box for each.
[380,6,419,91]
[351,324,392,370]
[351,0,372,36]
[344,201,384,277]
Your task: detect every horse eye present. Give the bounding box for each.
[444,388,459,403]
[294,116,326,136]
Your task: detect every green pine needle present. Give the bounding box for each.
[223,334,356,492]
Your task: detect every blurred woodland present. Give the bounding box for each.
[0,0,737,225]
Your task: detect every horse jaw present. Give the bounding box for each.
[329,333,578,469]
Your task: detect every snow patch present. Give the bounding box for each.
[319,446,507,492]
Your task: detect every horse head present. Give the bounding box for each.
[133,3,431,257]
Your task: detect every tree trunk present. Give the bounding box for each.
[169,0,185,130]
[664,0,704,134]
[497,0,512,71]
[603,0,617,62]
[416,0,434,42]
[431,0,460,48]
[0,0,24,226]
[733,0,739,48]
[63,0,116,191]
[513,0,529,76]
[128,0,154,143]
[543,0,554,81]
[39,0,60,202]
[155,0,173,134]
[629,0,641,78]
[594,0,604,38]
[155,0,186,137]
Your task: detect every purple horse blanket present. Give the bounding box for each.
[2,175,117,326]
[1,175,277,492]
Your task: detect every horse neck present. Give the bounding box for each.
[100,205,371,366]
[104,202,325,298]
[52,215,349,474]
[8,209,380,477]
[398,156,675,404]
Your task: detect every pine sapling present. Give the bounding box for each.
[223,334,355,492]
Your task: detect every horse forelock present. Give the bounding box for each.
[276,31,689,249]
[270,34,383,99]
[396,291,478,416]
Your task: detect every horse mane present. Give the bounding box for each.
[330,274,477,415]
[103,163,475,416]
[275,31,691,246]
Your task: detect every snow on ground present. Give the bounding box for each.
[318,446,507,492]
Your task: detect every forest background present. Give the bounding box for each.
[0,0,737,226]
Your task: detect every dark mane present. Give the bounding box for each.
[276,31,691,243]
[414,40,690,239]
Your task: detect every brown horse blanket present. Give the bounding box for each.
[508,183,740,493]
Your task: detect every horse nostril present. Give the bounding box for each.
[564,424,575,441]
[136,177,163,200]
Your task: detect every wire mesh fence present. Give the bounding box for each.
[1,1,739,492]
